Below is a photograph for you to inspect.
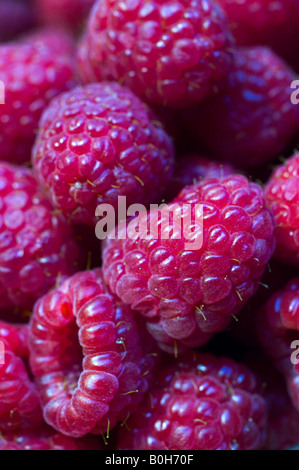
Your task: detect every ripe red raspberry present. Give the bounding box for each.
[0,29,76,164]
[28,269,160,438]
[32,82,174,226]
[0,163,82,314]
[265,153,299,267]
[183,47,298,168]
[215,0,299,69]
[0,0,35,42]
[256,279,299,412]
[81,0,234,108]
[117,352,267,450]
[0,426,103,450]
[34,0,95,32]
[168,154,235,200]
[0,322,43,433]
[102,174,275,354]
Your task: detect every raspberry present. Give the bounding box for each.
[102,174,275,354]
[23,27,76,57]
[264,374,299,450]
[34,0,95,32]
[215,0,299,69]
[77,33,99,84]
[0,426,104,450]
[28,269,159,438]
[0,0,35,42]
[0,163,82,314]
[256,279,299,412]
[81,0,234,108]
[117,352,267,450]
[0,321,29,358]
[183,47,298,168]
[0,322,43,433]
[32,82,174,226]
[0,29,76,164]
[167,154,235,200]
[265,153,299,267]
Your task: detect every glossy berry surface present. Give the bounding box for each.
[265,153,299,267]
[0,321,29,358]
[81,0,234,108]
[28,269,159,438]
[103,174,275,354]
[0,29,76,164]
[256,279,299,413]
[0,163,81,314]
[0,321,43,433]
[167,154,235,200]
[184,47,298,168]
[32,82,174,226]
[118,352,267,450]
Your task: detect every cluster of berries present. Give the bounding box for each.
[0,0,298,451]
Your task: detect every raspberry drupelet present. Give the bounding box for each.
[80,0,235,108]
[167,154,236,200]
[265,153,299,267]
[102,174,275,354]
[183,47,298,168]
[0,163,81,314]
[28,269,160,438]
[0,321,43,433]
[256,279,299,413]
[32,82,174,226]
[0,28,76,165]
[117,352,267,450]
[0,321,29,358]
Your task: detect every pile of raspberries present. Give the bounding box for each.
[0,0,298,451]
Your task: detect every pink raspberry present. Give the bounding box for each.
[0,163,82,314]
[168,154,236,200]
[117,352,267,450]
[0,0,35,42]
[32,82,174,226]
[0,322,43,433]
[102,174,275,354]
[81,0,234,108]
[34,0,95,32]
[265,153,299,267]
[0,29,76,164]
[215,0,299,69]
[183,47,298,168]
[77,33,99,84]
[0,426,103,450]
[28,269,160,438]
[256,279,299,412]
[0,321,29,358]
[23,27,76,57]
